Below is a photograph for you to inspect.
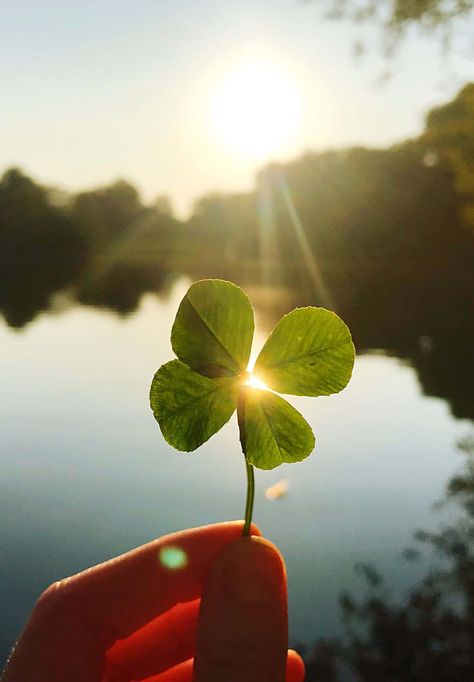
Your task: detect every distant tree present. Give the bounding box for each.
[71,179,145,248]
[0,168,87,327]
[187,191,259,267]
[423,83,474,230]
[73,183,182,315]
[258,139,474,417]
[319,0,473,55]
[152,195,174,217]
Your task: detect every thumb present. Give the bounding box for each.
[193,536,287,682]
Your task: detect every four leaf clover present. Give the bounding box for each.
[150,279,355,471]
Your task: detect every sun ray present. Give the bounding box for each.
[276,169,334,308]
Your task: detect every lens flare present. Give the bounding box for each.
[265,479,289,500]
[159,545,188,570]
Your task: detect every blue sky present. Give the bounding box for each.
[1,0,472,215]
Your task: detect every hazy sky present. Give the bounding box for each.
[1,0,472,215]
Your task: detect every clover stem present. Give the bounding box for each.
[243,457,255,536]
[237,386,255,537]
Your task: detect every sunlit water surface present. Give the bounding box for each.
[0,280,470,661]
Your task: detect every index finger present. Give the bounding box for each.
[42,521,260,646]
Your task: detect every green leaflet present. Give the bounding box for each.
[254,307,355,397]
[150,360,239,451]
[171,279,254,377]
[240,387,315,470]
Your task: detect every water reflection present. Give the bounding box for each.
[0,299,470,670]
[0,169,87,328]
[303,434,474,681]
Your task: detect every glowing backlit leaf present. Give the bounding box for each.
[150,360,239,451]
[171,279,254,377]
[254,307,355,397]
[240,387,315,470]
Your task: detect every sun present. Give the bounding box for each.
[211,61,301,160]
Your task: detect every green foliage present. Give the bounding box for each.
[150,279,355,471]
[325,0,473,29]
[320,0,473,53]
[424,83,474,230]
[241,388,316,469]
[150,360,239,451]
[254,307,355,397]
[171,279,254,377]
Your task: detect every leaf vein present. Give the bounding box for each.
[187,297,239,370]
[261,338,350,370]
[160,380,235,418]
[257,395,284,461]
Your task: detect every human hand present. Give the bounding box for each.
[2,521,305,681]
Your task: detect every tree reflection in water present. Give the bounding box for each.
[0,169,87,328]
[304,435,474,681]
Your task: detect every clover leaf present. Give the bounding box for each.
[150,279,355,534]
[171,279,254,377]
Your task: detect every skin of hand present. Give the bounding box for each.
[1,521,305,682]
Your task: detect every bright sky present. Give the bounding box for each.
[1,0,472,216]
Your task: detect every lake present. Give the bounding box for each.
[1,277,471,665]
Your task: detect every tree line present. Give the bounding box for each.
[1,83,473,419]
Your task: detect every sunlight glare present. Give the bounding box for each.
[212,62,301,160]
[245,373,270,391]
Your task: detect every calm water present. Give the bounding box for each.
[0,278,471,662]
